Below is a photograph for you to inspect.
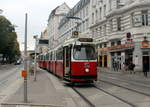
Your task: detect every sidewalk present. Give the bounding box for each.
[1,68,81,107]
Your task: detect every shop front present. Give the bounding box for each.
[108,43,134,71]
[97,47,108,68]
[141,41,150,72]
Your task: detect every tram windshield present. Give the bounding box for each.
[73,45,96,60]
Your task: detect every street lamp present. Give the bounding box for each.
[33,35,38,81]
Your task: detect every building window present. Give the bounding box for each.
[99,7,102,20]
[104,24,106,36]
[95,28,98,37]
[83,8,85,18]
[117,17,121,31]
[86,6,88,16]
[142,10,148,26]
[83,22,85,32]
[99,26,102,37]
[80,11,82,18]
[109,0,112,11]
[96,10,98,22]
[109,19,113,32]
[92,13,94,24]
[104,5,106,17]
[99,44,102,48]
[131,12,141,27]
[104,43,107,47]
[131,13,134,27]
[111,42,115,46]
[117,40,121,45]
[86,19,89,30]
[116,0,121,8]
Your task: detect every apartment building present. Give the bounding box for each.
[90,0,150,72]
[43,0,150,72]
[47,3,70,49]
[39,28,49,53]
[58,0,91,46]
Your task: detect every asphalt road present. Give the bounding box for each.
[0,64,23,105]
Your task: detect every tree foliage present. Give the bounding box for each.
[0,16,20,63]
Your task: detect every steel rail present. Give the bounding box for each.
[94,85,136,107]
[71,87,95,107]
[99,79,150,97]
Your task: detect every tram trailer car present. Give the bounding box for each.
[38,37,97,83]
[38,54,44,69]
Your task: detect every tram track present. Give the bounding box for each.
[100,72,150,85]
[71,79,150,107]
[71,86,95,107]
[99,79,150,97]
[100,75,150,89]
[71,84,137,107]
[93,85,136,107]
[95,79,150,107]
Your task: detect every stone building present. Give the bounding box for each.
[39,28,49,53]
[42,0,150,72]
[58,0,91,45]
[90,0,150,72]
[47,3,70,49]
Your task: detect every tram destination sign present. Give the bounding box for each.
[78,38,93,42]
[38,39,49,46]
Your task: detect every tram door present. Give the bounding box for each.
[64,46,71,77]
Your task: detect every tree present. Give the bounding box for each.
[0,16,20,63]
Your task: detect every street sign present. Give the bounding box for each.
[38,39,49,45]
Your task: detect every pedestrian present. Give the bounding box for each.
[143,60,148,77]
[30,62,35,76]
[129,61,135,74]
[123,62,127,72]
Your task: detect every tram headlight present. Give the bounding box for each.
[85,68,89,73]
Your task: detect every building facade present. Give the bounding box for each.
[39,28,49,53]
[47,3,70,49]
[90,0,150,72]
[42,0,150,72]
[58,0,91,46]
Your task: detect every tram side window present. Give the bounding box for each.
[50,52,52,61]
[56,49,63,60]
[65,47,71,67]
[41,55,43,61]
[46,54,49,61]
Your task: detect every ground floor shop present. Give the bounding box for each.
[97,42,150,72]
[97,48,108,68]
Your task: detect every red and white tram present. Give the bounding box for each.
[38,37,97,83]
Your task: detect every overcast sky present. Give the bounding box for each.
[0,0,79,51]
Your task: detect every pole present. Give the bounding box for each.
[24,13,28,103]
[34,36,37,81]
